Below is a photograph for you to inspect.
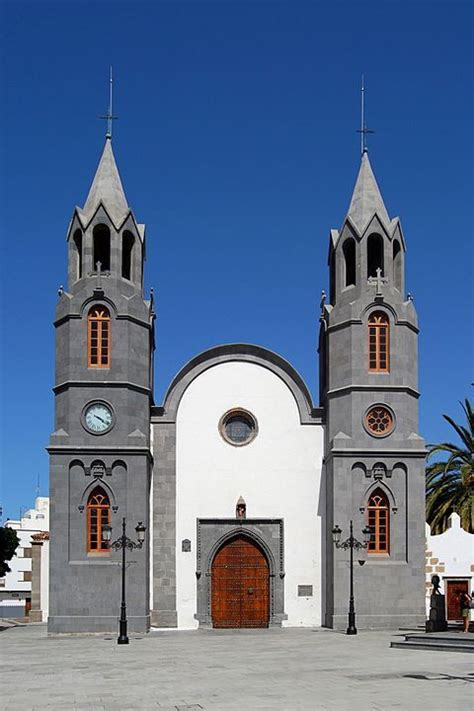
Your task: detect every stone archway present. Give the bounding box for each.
[194,518,287,628]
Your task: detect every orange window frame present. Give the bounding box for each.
[368,312,389,372]
[86,489,110,553]
[88,306,110,368]
[367,491,390,554]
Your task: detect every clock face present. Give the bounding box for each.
[83,403,113,434]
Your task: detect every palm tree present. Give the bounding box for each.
[426,398,474,534]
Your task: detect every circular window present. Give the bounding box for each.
[364,405,395,437]
[219,409,258,447]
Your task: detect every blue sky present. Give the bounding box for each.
[1,1,472,520]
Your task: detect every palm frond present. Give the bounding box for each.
[443,414,473,452]
[425,399,473,534]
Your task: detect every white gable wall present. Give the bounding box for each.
[425,513,474,614]
[175,361,324,628]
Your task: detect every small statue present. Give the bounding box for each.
[431,574,442,595]
[236,496,246,519]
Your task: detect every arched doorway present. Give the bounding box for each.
[211,535,270,628]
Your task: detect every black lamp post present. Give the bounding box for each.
[331,520,372,635]
[102,517,146,645]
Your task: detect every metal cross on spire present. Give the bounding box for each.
[100,67,118,139]
[356,75,375,155]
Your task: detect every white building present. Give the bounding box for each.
[425,513,474,622]
[0,498,49,619]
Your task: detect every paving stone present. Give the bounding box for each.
[0,624,472,711]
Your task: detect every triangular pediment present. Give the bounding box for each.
[77,200,136,232]
[360,212,391,240]
[390,218,406,251]
[66,210,86,239]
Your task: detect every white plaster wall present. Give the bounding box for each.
[2,528,34,595]
[41,541,49,619]
[425,513,474,615]
[175,361,324,629]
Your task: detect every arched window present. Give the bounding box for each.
[367,488,390,554]
[329,249,336,305]
[88,306,110,368]
[368,311,389,372]
[73,229,83,280]
[393,240,402,291]
[87,487,110,553]
[367,233,384,279]
[342,238,356,287]
[93,224,111,272]
[122,231,134,280]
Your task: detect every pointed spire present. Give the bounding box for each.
[81,139,130,226]
[346,151,390,233]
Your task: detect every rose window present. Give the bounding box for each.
[365,406,394,437]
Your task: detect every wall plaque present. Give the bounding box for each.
[298,585,313,597]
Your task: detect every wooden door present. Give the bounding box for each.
[446,580,468,621]
[211,536,269,628]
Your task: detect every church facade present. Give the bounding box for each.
[48,135,427,634]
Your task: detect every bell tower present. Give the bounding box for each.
[320,148,426,629]
[48,133,154,634]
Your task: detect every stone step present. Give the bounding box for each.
[391,633,474,654]
[411,634,473,645]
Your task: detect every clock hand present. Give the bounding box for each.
[94,414,107,424]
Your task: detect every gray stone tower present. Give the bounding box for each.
[48,137,154,633]
[320,150,426,629]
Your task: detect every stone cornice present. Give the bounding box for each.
[53,381,152,396]
[54,311,152,329]
[327,317,419,335]
[325,449,426,459]
[47,445,152,460]
[327,384,420,398]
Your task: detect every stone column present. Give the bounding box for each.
[29,533,48,622]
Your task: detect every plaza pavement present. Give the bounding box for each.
[0,623,472,711]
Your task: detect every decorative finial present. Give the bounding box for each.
[407,292,414,302]
[100,67,118,139]
[58,285,64,296]
[356,75,375,155]
[320,289,326,313]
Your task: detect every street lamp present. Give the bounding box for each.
[331,520,372,635]
[102,517,146,645]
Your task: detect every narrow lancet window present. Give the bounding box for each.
[368,311,389,372]
[393,240,402,292]
[343,238,356,287]
[329,249,336,305]
[93,224,111,272]
[87,487,110,553]
[367,489,390,554]
[122,231,134,280]
[367,233,384,279]
[88,306,111,368]
[73,229,83,280]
